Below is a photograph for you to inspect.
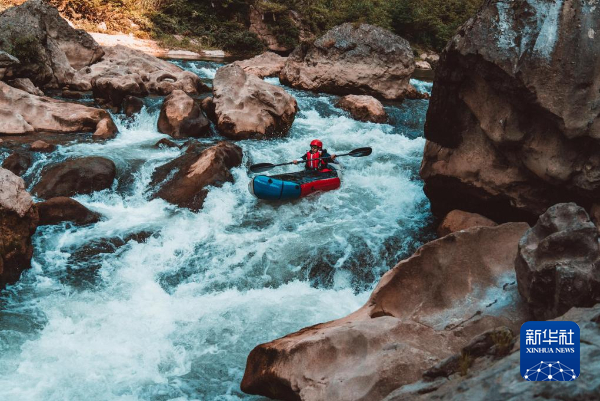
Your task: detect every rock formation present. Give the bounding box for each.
[420,0,600,223]
[233,52,287,78]
[157,90,210,138]
[150,142,243,210]
[0,0,103,88]
[0,51,19,81]
[33,156,116,199]
[280,24,416,100]
[336,95,387,123]
[37,197,101,226]
[30,140,55,153]
[7,78,44,96]
[516,203,600,320]
[383,304,600,400]
[213,64,298,139]
[0,82,118,138]
[0,167,38,289]
[242,223,531,401]
[437,210,497,237]
[2,151,32,177]
[248,6,312,52]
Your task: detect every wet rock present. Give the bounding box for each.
[30,140,55,153]
[92,117,118,140]
[336,95,387,123]
[123,95,144,117]
[2,151,32,176]
[420,0,600,223]
[201,96,216,122]
[0,167,38,289]
[32,156,116,199]
[157,90,210,138]
[150,141,242,210]
[280,23,415,100]
[384,305,600,400]
[154,138,181,149]
[437,210,497,237]
[0,0,103,88]
[515,203,600,320]
[213,64,298,139]
[60,89,84,100]
[7,78,44,96]
[73,45,209,107]
[0,82,118,138]
[233,52,287,78]
[37,197,101,226]
[241,223,531,401]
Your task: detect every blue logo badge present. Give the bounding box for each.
[520,321,580,381]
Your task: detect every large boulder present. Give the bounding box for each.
[0,0,103,88]
[0,82,118,138]
[241,223,531,401]
[37,197,101,226]
[157,90,210,138]
[2,151,32,177]
[437,210,497,237]
[420,0,600,223]
[72,45,209,107]
[515,203,600,320]
[7,78,44,96]
[0,167,38,289]
[280,24,415,100]
[150,142,243,210]
[32,157,116,199]
[383,305,600,400]
[336,95,387,123]
[213,64,298,139]
[233,52,287,78]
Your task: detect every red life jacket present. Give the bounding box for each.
[306,150,322,170]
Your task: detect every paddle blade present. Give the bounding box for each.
[249,163,276,173]
[348,147,372,157]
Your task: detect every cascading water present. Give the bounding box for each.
[0,61,434,400]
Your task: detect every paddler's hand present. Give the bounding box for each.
[331,155,336,160]
[293,160,298,165]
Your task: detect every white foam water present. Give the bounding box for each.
[0,63,433,400]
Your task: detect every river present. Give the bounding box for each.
[0,61,434,400]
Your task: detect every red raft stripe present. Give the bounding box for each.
[300,177,341,197]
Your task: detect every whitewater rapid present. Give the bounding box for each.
[0,61,433,400]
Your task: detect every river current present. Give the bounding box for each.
[0,61,434,400]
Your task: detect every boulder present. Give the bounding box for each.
[419,53,440,69]
[123,95,144,117]
[37,197,101,226]
[150,142,242,210]
[241,223,531,401]
[72,45,209,107]
[213,64,298,139]
[32,156,116,199]
[437,210,497,237]
[7,78,44,96]
[336,95,387,124]
[0,50,19,80]
[92,117,118,140]
[0,82,118,138]
[157,90,210,138]
[0,0,103,88]
[233,52,287,78]
[201,96,216,122]
[515,203,600,320]
[280,24,416,100]
[30,140,55,153]
[383,305,600,400]
[420,0,600,223]
[154,138,181,149]
[2,151,32,176]
[0,167,38,289]
[415,60,432,70]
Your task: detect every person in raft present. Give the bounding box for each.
[293,139,337,171]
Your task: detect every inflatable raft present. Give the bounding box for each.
[249,167,341,200]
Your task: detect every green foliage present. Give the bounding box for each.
[459,351,472,377]
[4,35,40,65]
[388,0,482,51]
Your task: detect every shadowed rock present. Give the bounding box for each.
[30,140,55,153]
[37,197,101,226]
[7,78,43,96]
[0,167,38,289]
[2,151,32,176]
[437,210,497,237]
[157,90,210,138]
[33,157,116,199]
[280,24,416,100]
[241,223,531,401]
[516,202,600,320]
[420,0,600,223]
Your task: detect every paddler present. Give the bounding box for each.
[293,139,337,171]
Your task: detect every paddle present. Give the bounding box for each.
[249,147,372,173]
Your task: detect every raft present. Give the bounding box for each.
[249,167,341,200]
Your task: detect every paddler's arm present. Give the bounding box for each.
[293,154,307,165]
